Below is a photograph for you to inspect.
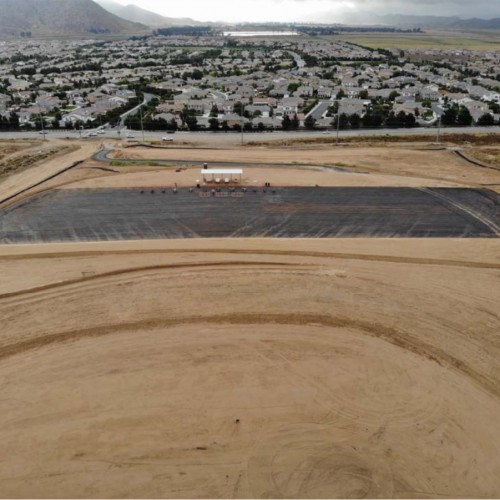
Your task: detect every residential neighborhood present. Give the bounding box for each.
[0,33,499,133]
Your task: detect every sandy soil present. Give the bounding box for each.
[109,145,500,187]
[61,165,460,189]
[0,140,103,203]
[2,140,499,206]
[0,239,499,498]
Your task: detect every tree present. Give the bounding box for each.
[457,106,472,126]
[441,106,458,126]
[233,101,244,116]
[167,118,178,131]
[359,89,369,99]
[185,115,198,131]
[389,90,400,101]
[338,113,350,129]
[349,113,361,129]
[386,111,398,127]
[362,109,384,128]
[290,113,299,129]
[477,113,495,126]
[304,115,316,130]
[336,89,345,99]
[282,114,292,130]
[209,105,219,117]
[209,118,219,131]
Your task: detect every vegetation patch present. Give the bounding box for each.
[110,161,178,167]
[466,148,500,169]
[0,145,78,180]
[247,133,500,148]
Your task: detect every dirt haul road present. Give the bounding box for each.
[0,239,499,498]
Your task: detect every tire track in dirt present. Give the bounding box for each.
[0,312,498,402]
[0,261,300,300]
[1,248,498,270]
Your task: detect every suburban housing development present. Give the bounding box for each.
[0,34,499,132]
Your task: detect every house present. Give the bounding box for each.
[276,97,304,116]
[0,93,11,111]
[251,116,282,129]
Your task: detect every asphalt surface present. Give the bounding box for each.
[307,101,332,120]
[1,187,498,243]
[93,148,352,172]
[1,126,499,143]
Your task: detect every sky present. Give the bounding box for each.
[110,0,500,22]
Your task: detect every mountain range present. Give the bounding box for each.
[0,0,498,38]
[0,0,147,36]
[339,13,500,30]
[95,0,201,27]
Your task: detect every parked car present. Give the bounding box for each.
[162,136,174,142]
[126,134,135,139]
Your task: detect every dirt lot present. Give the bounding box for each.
[0,239,499,498]
[0,140,102,204]
[1,138,500,498]
[107,144,500,188]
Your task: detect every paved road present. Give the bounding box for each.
[93,148,351,172]
[1,187,498,242]
[2,126,498,144]
[307,101,332,121]
[118,92,156,128]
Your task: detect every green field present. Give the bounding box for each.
[338,30,500,50]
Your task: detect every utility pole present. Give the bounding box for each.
[241,118,244,145]
[39,113,46,141]
[336,110,341,146]
[139,105,145,143]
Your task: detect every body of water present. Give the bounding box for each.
[223,31,299,37]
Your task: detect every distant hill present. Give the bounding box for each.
[380,14,500,30]
[0,0,148,37]
[340,12,500,30]
[96,0,201,27]
[449,17,500,30]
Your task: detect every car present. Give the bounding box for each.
[126,134,135,139]
[98,130,105,135]
[162,136,174,142]
[38,131,47,135]
[89,132,98,137]
[322,131,331,135]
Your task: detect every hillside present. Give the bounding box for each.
[340,12,500,30]
[96,0,201,27]
[382,14,500,30]
[0,0,148,36]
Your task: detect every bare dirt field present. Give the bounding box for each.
[106,144,500,188]
[0,140,102,204]
[1,138,500,498]
[0,239,499,498]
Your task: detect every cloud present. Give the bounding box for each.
[120,0,500,21]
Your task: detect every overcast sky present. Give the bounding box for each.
[110,0,500,22]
